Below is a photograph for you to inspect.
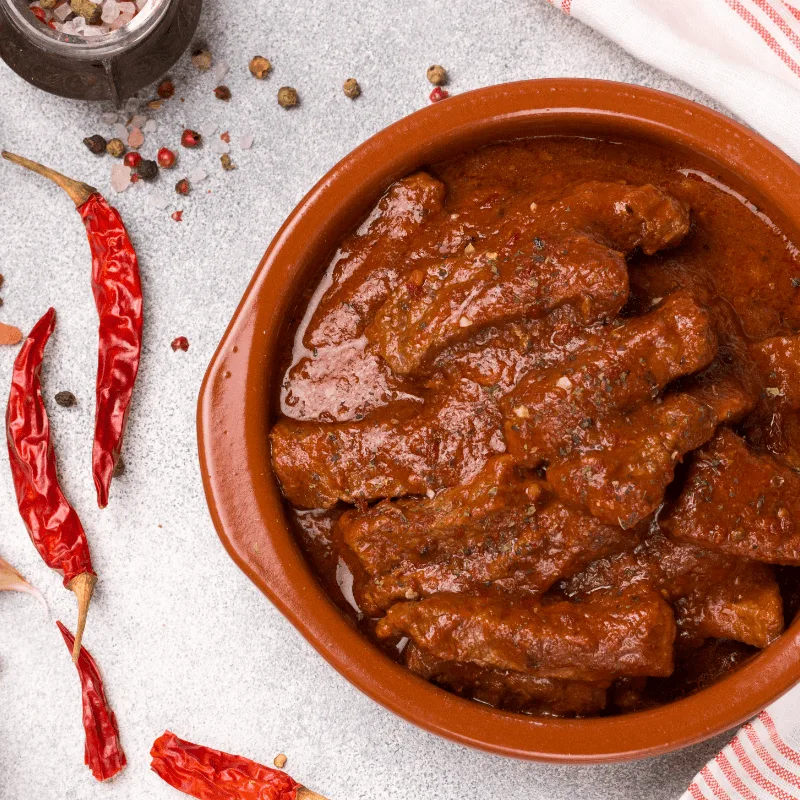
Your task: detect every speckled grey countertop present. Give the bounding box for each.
[0,1,739,798]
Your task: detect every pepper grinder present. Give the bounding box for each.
[0,0,202,104]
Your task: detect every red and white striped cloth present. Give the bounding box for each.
[546,2,800,796]
[681,702,800,799]
[550,0,800,162]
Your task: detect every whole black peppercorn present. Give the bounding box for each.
[136,159,159,181]
[83,134,107,155]
[55,391,77,407]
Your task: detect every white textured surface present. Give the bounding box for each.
[0,1,737,798]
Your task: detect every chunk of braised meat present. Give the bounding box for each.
[750,334,800,409]
[270,381,504,509]
[560,529,783,649]
[533,181,690,255]
[339,457,635,614]
[376,587,676,682]
[304,172,446,349]
[502,291,718,467]
[663,428,800,564]
[281,343,419,422]
[430,309,592,397]
[366,232,629,375]
[404,644,609,717]
[547,382,755,528]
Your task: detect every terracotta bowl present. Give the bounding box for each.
[197,79,800,762]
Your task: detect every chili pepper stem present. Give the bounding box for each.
[296,788,330,800]
[68,572,97,662]
[2,151,96,207]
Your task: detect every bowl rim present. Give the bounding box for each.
[197,78,800,763]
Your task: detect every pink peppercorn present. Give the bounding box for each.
[429,87,449,103]
[171,336,189,352]
[123,151,142,168]
[157,147,177,168]
[181,129,201,148]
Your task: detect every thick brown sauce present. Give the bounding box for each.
[272,137,800,717]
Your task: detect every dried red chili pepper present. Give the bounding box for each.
[57,621,127,782]
[3,152,143,510]
[6,308,96,660]
[150,732,328,800]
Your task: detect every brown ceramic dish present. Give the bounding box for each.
[197,79,800,762]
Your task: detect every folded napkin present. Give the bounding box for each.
[548,1,800,795]
[551,0,800,162]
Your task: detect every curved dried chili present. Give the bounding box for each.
[57,621,127,781]
[6,307,96,660]
[150,731,328,799]
[2,151,143,509]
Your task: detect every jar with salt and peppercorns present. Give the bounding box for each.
[0,0,201,103]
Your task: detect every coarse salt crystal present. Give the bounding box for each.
[556,376,573,391]
[101,1,119,24]
[54,3,73,21]
[110,163,132,193]
[239,134,254,150]
[464,243,475,254]
[189,167,207,183]
[83,25,104,36]
[112,12,133,29]
[513,405,531,419]
[118,1,136,12]
[199,122,217,137]
[124,97,139,113]
[143,119,157,133]
[210,138,229,155]
[459,316,472,328]
[426,489,435,499]
[111,122,128,140]
[129,113,146,129]
[146,191,169,210]
[127,127,144,148]
[212,59,229,84]
[101,111,119,125]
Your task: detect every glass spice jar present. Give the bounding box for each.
[0,0,202,104]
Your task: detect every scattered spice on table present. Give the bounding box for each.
[249,56,272,79]
[83,135,106,155]
[191,49,212,71]
[136,159,158,181]
[157,148,177,169]
[158,79,175,99]
[343,78,361,99]
[171,336,189,352]
[2,152,143,511]
[0,555,45,606]
[181,129,202,148]
[429,86,449,103]
[220,154,235,171]
[175,178,190,195]
[214,85,232,101]
[426,64,448,85]
[220,131,231,143]
[6,307,96,660]
[278,87,299,108]
[123,151,141,169]
[150,732,328,800]
[57,621,127,782]
[172,210,183,222]
[55,390,78,407]
[273,754,287,769]
[0,322,23,345]
[106,138,126,158]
